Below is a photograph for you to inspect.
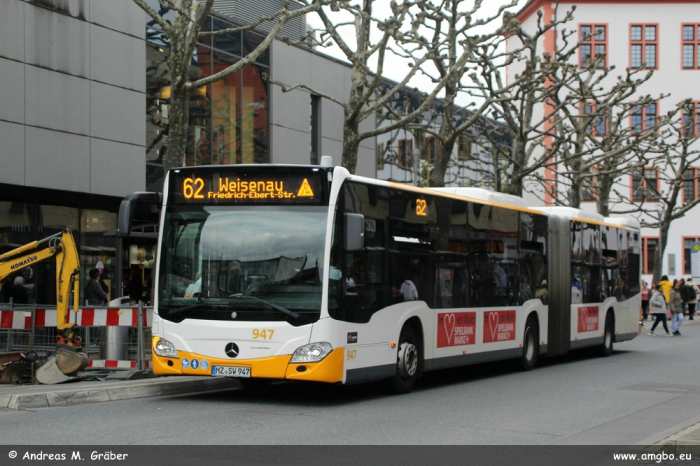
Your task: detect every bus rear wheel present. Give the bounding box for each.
[519,315,539,371]
[598,312,614,357]
[389,325,419,394]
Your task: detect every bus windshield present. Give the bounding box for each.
[158,205,328,325]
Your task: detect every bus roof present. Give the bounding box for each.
[338,170,639,230]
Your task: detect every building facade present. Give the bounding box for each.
[0,0,378,305]
[512,0,700,283]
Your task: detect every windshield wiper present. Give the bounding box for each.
[230,295,299,320]
[164,296,299,320]
[166,300,231,316]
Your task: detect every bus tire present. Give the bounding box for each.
[389,325,420,394]
[519,315,539,371]
[598,312,614,357]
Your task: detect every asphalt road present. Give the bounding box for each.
[2,319,700,445]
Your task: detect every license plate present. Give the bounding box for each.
[211,366,251,378]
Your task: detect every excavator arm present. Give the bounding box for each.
[0,229,85,383]
[0,229,81,335]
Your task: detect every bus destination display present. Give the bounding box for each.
[171,170,326,205]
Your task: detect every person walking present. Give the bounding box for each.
[687,278,698,320]
[659,275,673,302]
[679,278,689,316]
[669,280,684,336]
[641,280,650,321]
[649,284,671,336]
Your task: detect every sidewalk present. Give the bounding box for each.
[639,315,700,451]
[0,373,241,410]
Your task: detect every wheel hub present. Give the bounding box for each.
[397,341,418,378]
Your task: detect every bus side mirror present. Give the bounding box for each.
[344,213,365,252]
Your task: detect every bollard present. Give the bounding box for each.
[137,302,144,371]
[29,303,36,352]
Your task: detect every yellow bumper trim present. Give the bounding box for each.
[152,337,344,383]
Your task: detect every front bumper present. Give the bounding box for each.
[151,337,344,383]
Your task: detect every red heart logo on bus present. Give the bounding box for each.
[444,313,455,345]
[489,312,499,341]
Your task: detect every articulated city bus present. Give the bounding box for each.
[151,159,640,393]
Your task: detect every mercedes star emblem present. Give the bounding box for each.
[231,311,238,319]
[225,342,239,358]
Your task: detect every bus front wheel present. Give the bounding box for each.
[389,325,419,394]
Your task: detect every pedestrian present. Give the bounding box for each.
[648,284,671,337]
[658,275,673,303]
[687,278,698,320]
[641,280,650,321]
[669,279,684,336]
[679,278,689,316]
[85,268,107,306]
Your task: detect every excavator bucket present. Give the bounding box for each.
[36,346,88,385]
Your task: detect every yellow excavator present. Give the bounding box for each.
[0,229,87,384]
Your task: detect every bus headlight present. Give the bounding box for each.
[291,342,332,363]
[153,338,179,358]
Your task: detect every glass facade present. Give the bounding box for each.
[146,15,271,191]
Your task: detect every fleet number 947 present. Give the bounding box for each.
[252,329,274,340]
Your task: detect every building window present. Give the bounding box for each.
[580,24,607,68]
[376,142,385,171]
[398,139,413,168]
[642,237,659,275]
[458,135,472,161]
[630,25,658,69]
[682,101,700,136]
[631,102,658,132]
[310,95,320,165]
[632,167,660,201]
[585,103,607,136]
[684,167,699,202]
[425,136,440,164]
[682,24,700,69]
[684,237,700,274]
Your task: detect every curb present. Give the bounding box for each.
[0,377,240,410]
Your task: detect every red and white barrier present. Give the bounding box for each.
[0,308,152,330]
[87,360,152,369]
[1,308,153,371]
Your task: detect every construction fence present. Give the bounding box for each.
[0,303,153,371]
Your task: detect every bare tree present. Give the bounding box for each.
[612,100,700,283]
[389,0,522,187]
[133,0,327,175]
[471,8,585,198]
[268,0,479,173]
[543,56,661,209]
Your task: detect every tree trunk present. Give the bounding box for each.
[431,135,457,188]
[341,113,360,173]
[568,160,583,209]
[501,142,525,196]
[596,174,613,217]
[653,218,671,284]
[164,87,191,171]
